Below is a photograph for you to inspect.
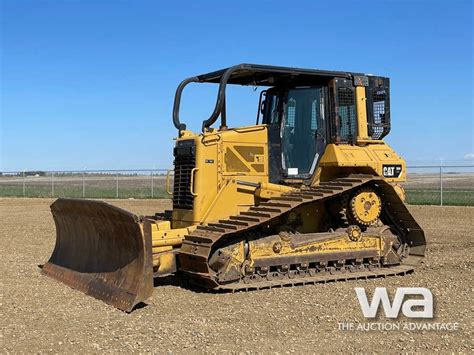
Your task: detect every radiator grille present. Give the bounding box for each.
[172,140,195,210]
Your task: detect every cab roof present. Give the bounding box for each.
[196,63,357,86]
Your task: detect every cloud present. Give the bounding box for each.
[464,153,474,160]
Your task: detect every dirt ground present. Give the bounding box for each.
[1,198,472,353]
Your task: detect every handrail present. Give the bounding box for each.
[165,169,174,195]
[200,65,241,131]
[172,76,199,133]
[171,65,246,135]
[190,168,199,196]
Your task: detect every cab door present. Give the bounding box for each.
[280,87,327,180]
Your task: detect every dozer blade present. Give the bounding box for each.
[42,199,154,312]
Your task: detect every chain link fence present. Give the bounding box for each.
[0,169,171,199]
[403,165,473,206]
[0,166,472,205]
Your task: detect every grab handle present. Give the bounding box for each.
[166,169,174,195]
[190,168,199,196]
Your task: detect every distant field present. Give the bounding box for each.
[404,189,474,206]
[403,173,473,206]
[0,174,170,199]
[0,172,472,206]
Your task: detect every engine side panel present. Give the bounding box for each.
[172,126,270,228]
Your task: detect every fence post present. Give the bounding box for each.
[82,171,85,198]
[151,171,154,199]
[51,172,55,197]
[439,166,443,206]
[22,171,25,197]
[116,172,119,198]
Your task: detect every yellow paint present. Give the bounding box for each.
[318,143,406,183]
[199,178,258,223]
[172,124,269,227]
[165,169,174,195]
[171,121,406,231]
[350,190,381,225]
[150,221,193,244]
[148,220,196,273]
[162,116,406,265]
[247,232,385,267]
[392,184,406,202]
[355,86,369,142]
[153,251,177,276]
[255,182,295,199]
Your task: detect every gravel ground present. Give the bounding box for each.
[1,198,472,353]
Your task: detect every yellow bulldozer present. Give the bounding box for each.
[42,64,426,311]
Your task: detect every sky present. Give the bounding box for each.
[0,0,473,171]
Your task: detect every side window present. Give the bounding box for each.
[269,95,280,124]
[262,91,281,125]
[337,87,356,143]
[286,98,296,128]
[366,77,391,140]
[372,99,385,139]
[330,79,356,144]
[311,100,318,131]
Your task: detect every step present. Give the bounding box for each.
[219,219,249,226]
[208,222,238,230]
[250,206,282,213]
[229,215,261,223]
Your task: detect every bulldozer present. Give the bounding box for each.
[42,64,426,312]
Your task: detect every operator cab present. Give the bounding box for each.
[261,86,328,181]
[172,64,391,185]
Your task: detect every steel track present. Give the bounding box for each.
[179,174,426,290]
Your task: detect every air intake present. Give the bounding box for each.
[172,140,196,210]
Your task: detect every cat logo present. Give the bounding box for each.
[382,164,402,178]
